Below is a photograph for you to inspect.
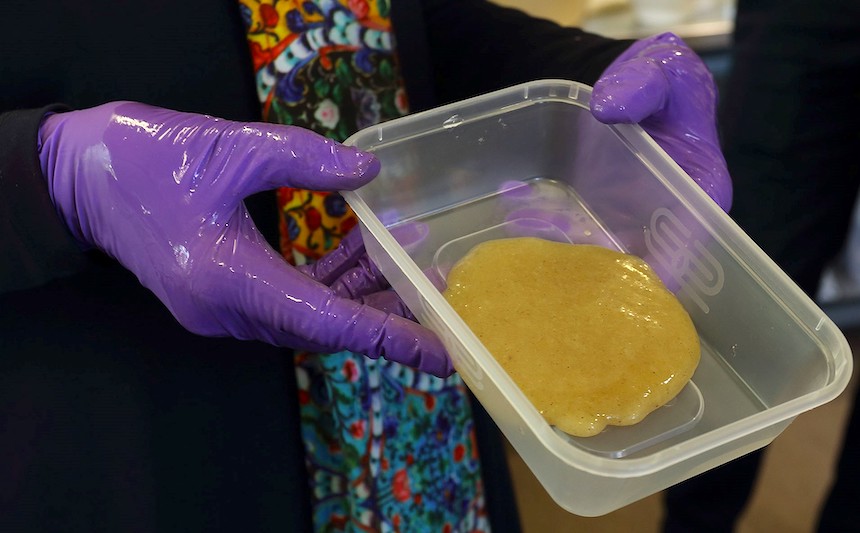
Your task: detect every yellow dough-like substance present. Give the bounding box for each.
[443,237,700,437]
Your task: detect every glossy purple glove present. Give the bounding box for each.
[38,101,453,377]
[590,32,732,211]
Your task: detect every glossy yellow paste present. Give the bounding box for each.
[443,237,700,437]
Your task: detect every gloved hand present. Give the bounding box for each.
[38,102,453,377]
[590,32,732,212]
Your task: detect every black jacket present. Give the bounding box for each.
[0,1,628,531]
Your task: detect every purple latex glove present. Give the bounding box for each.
[38,101,453,377]
[590,32,732,211]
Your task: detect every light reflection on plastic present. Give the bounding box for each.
[645,207,724,314]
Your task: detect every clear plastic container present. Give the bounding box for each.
[341,80,854,516]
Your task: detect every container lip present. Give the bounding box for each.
[341,78,856,479]
[343,79,593,150]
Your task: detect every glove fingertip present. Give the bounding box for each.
[380,315,454,377]
[415,339,455,378]
[412,350,455,378]
[335,146,380,190]
[592,62,669,124]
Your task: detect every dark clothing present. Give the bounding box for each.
[663,1,860,531]
[721,0,860,295]
[0,106,87,293]
[0,1,629,531]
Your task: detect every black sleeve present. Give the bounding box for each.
[0,106,90,294]
[421,0,634,105]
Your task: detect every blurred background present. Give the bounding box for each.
[487,1,860,531]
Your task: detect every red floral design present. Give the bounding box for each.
[259,3,279,28]
[395,87,409,115]
[305,206,322,231]
[350,420,365,439]
[348,0,370,19]
[342,359,360,382]
[453,443,465,463]
[392,469,411,502]
[277,187,295,204]
[340,217,357,235]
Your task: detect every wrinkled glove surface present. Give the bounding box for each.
[39,102,452,376]
[591,32,732,211]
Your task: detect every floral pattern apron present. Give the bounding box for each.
[239,2,490,531]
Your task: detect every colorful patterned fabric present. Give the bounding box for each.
[239,2,490,531]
